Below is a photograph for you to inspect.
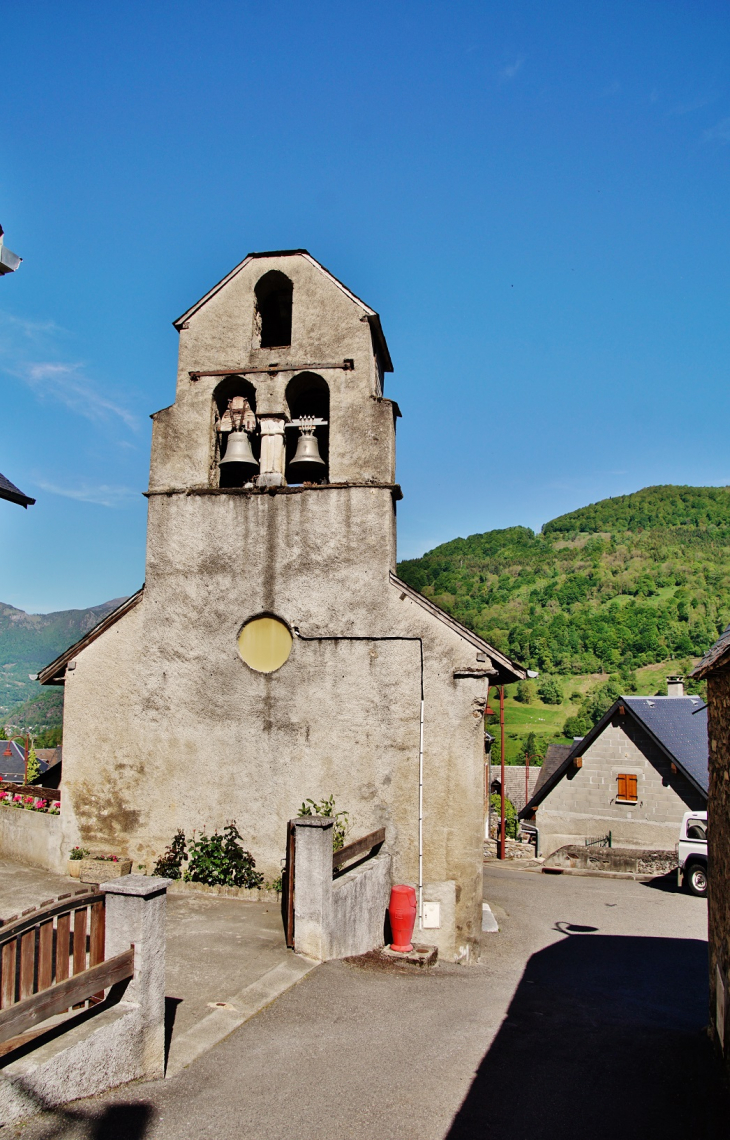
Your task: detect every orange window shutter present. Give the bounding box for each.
[628,775,637,800]
[617,774,627,800]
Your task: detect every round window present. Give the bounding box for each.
[237,616,293,673]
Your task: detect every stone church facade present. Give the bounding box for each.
[41,250,525,961]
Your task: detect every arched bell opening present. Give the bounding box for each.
[254,271,293,349]
[213,377,259,489]
[285,372,329,485]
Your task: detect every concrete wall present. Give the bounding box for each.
[706,669,730,1075]
[293,817,392,961]
[534,717,705,858]
[0,808,64,875]
[54,252,503,963]
[0,876,168,1125]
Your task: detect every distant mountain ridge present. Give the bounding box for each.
[0,597,127,722]
[397,485,730,674]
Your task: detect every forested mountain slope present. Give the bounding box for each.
[397,485,730,674]
[0,598,127,722]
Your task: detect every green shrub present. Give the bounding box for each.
[537,676,563,705]
[514,681,533,704]
[298,795,350,851]
[185,823,263,888]
[489,792,518,839]
[153,830,187,879]
[25,747,41,784]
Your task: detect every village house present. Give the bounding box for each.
[520,682,708,857]
[689,631,730,1074]
[38,249,525,961]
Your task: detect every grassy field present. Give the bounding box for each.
[492,657,700,763]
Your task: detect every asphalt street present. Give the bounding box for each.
[10,864,728,1140]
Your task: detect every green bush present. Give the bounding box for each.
[26,747,41,784]
[185,823,264,888]
[153,830,187,879]
[489,792,518,839]
[514,681,533,704]
[537,676,563,705]
[298,795,349,851]
[152,823,264,888]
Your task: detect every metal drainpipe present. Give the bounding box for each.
[292,628,425,926]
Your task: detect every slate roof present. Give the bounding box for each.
[690,623,730,679]
[533,744,572,797]
[0,740,49,782]
[0,472,35,508]
[623,696,708,795]
[520,694,708,817]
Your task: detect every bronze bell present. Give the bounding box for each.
[290,426,325,470]
[219,430,258,468]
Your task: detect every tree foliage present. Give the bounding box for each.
[397,485,730,674]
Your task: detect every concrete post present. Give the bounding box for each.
[101,874,170,1079]
[293,818,333,960]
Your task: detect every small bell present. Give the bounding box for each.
[289,424,325,474]
[219,430,258,469]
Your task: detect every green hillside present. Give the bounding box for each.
[0,598,127,728]
[397,485,730,674]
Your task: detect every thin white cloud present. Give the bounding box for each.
[23,362,138,429]
[702,117,730,144]
[35,479,139,508]
[0,309,138,430]
[498,56,525,81]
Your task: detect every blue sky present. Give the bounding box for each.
[2,0,730,613]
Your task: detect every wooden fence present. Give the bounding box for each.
[0,889,133,1055]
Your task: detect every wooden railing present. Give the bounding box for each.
[0,889,133,1053]
[332,828,386,872]
[0,782,61,802]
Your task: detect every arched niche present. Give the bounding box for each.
[254,271,293,349]
[213,376,259,488]
[285,372,329,485]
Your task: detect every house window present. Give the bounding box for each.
[616,774,638,803]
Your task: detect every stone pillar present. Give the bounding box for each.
[101,874,170,1079]
[293,817,333,960]
[258,416,287,487]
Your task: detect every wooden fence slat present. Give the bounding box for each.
[72,908,87,976]
[72,908,87,1008]
[332,827,386,870]
[37,921,53,992]
[1,942,16,1009]
[56,913,70,984]
[89,901,105,1002]
[0,947,134,1046]
[19,931,35,1000]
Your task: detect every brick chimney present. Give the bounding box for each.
[666,675,684,697]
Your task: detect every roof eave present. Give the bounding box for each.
[390,573,526,682]
[38,588,144,685]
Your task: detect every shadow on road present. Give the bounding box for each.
[446,931,728,1140]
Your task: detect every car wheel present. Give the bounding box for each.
[686,864,708,897]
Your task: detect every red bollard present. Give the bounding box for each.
[389,884,417,952]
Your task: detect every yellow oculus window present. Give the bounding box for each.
[238,616,293,673]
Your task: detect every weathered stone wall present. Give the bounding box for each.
[707,669,730,1073]
[535,716,705,858]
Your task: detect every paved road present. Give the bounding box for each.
[12,865,728,1140]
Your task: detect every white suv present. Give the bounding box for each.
[677,811,707,897]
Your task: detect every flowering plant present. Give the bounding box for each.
[0,790,61,815]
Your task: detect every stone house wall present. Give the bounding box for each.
[535,715,704,858]
[706,668,730,1076]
